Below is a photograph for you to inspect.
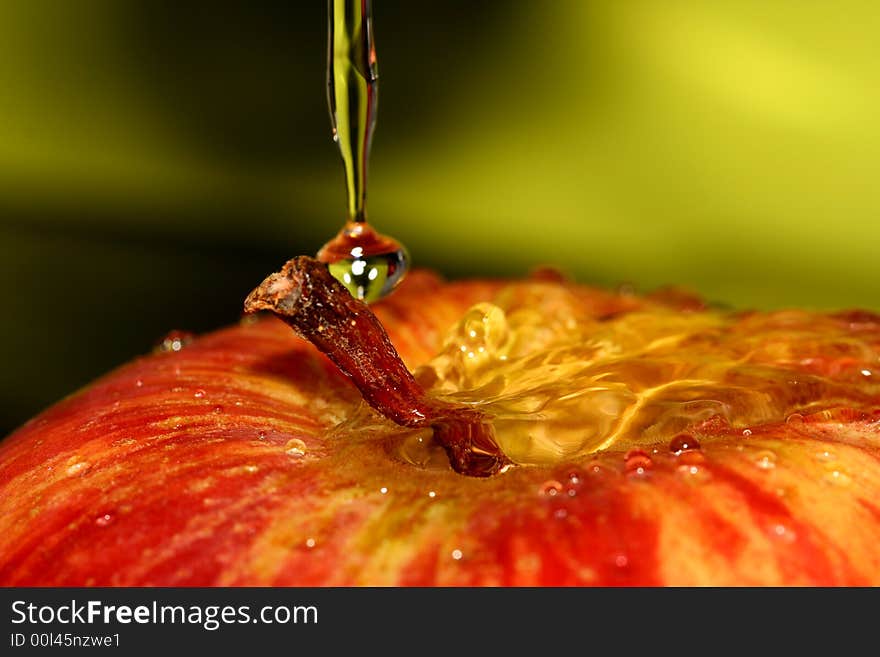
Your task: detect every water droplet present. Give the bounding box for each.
[771,523,796,543]
[677,463,710,482]
[427,490,436,498]
[396,430,449,470]
[786,413,804,424]
[451,549,463,560]
[566,487,577,497]
[539,480,564,497]
[861,369,873,377]
[678,449,705,465]
[554,508,568,519]
[742,429,753,436]
[379,486,388,494]
[669,434,701,454]
[258,431,267,440]
[816,449,835,461]
[624,449,653,476]
[212,405,223,414]
[65,459,91,477]
[824,469,851,486]
[95,513,114,527]
[754,450,777,470]
[567,470,581,485]
[614,554,629,568]
[284,438,307,457]
[305,538,316,549]
[317,223,410,302]
[586,461,609,476]
[243,464,259,474]
[193,389,206,399]
[135,379,144,388]
[156,330,195,353]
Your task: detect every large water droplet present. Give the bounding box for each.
[317,223,409,302]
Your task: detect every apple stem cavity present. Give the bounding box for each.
[244,256,510,477]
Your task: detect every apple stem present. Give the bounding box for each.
[244,256,509,477]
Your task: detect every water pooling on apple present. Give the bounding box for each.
[317,0,409,303]
[391,284,880,468]
[246,257,880,476]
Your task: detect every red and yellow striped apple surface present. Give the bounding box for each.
[1,270,879,585]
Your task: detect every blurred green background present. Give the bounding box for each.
[2,0,879,436]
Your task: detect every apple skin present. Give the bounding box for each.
[1,271,880,586]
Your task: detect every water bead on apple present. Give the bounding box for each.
[317,0,409,303]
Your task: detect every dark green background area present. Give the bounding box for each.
[1,1,879,436]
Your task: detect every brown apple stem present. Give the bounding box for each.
[244,256,509,477]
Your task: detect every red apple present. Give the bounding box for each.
[1,262,879,586]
